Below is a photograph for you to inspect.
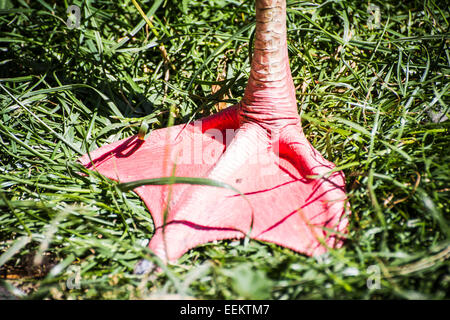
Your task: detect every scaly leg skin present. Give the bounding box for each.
[79,0,350,274]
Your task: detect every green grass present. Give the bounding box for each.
[0,0,449,299]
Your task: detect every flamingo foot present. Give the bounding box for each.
[79,105,349,265]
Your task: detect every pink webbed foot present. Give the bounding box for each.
[79,108,347,264]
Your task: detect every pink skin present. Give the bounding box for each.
[79,0,349,265]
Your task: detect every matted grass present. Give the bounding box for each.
[0,0,449,299]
